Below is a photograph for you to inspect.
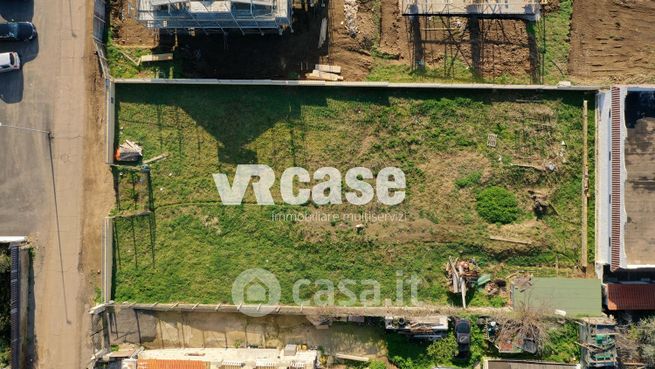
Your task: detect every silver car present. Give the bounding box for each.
[0,52,20,73]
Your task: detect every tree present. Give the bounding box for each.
[0,253,9,273]
[636,317,655,368]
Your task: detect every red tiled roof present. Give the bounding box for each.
[606,284,655,310]
[138,359,208,369]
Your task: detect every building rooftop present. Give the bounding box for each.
[596,87,655,272]
[624,116,655,266]
[606,283,655,310]
[511,277,602,317]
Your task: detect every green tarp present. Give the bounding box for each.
[512,277,602,317]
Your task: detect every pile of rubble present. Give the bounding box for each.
[344,0,358,36]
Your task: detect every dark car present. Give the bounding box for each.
[0,22,37,41]
[454,318,471,356]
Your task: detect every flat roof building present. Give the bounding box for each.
[596,86,655,273]
[129,0,293,34]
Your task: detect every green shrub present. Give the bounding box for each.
[476,186,521,224]
[426,335,458,365]
[542,322,579,363]
[636,317,655,367]
[368,360,387,369]
[455,171,482,188]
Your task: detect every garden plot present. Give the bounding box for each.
[112,84,595,306]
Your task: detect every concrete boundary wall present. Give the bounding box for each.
[102,217,114,303]
[113,78,600,91]
[115,302,510,317]
[105,79,115,164]
[595,91,611,278]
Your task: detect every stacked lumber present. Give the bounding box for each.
[306,64,343,81]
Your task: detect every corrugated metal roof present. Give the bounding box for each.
[610,86,622,271]
[137,359,209,369]
[512,278,602,317]
[607,283,655,310]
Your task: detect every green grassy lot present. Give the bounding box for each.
[112,84,595,305]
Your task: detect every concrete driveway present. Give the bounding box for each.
[0,0,92,366]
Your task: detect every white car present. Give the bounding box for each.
[0,52,20,73]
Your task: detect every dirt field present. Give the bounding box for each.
[569,0,655,83]
[111,309,386,357]
[378,15,536,80]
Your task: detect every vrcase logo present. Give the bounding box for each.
[213,165,406,206]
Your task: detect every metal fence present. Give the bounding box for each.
[93,0,107,42]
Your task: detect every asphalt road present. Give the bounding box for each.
[0,0,91,366]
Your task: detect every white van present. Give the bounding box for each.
[0,52,20,73]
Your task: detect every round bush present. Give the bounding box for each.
[476,186,520,224]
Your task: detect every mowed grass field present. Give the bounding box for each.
[112,84,595,306]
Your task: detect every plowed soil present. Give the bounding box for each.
[569,0,655,83]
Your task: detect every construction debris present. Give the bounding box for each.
[318,18,327,48]
[489,236,533,245]
[384,315,449,341]
[315,64,342,74]
[305,70,343,81]
[115,140,143,162]
[579,317,618,368]
[306,65,343,81]
[511,162,547,172]
[481,306,544,355]
[446,257,480,308]
[528,190,551,216]
[343,0,358,36]
[487,133,497,147]
[484,279,507,296]
[138,53,173,65]
[143,153,168,164]
[335,353,369,362]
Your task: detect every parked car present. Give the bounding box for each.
[0,22,37,41]
[454,318,471,356]
[0,52,21,73]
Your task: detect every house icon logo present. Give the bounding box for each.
[231,268,281,317]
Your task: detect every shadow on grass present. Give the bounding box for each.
[115,84,595,167]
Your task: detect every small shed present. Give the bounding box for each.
[579,317,617,368]
[511,278,602,317]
